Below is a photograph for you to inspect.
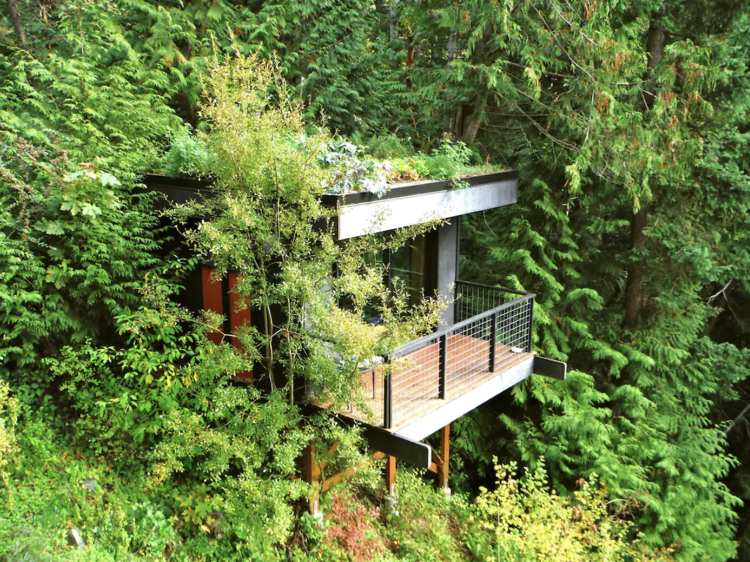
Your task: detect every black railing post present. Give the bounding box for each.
[489,312,497,372]
[383,368,393,429]
[438,333,447,399]
[526,297,535,353]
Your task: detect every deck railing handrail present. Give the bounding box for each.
[453,279,530,296]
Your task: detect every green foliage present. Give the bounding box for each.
[0,305,303,559]
[383,140,485,183]
[0,414,141,560]
[465,460,673,561]
[0,380,18,501]
[318,138,393,195]
[160,129,216,179]
[315,137,486,194]
[0,1,177,170]
[294,463,668,561]
[453,3,750,560]
[380,470,466,562]
[292,470,468,561]
[0,138,162,382]
[1,1,749,560]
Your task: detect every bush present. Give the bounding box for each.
[464,459,675,562]
[379,470,467,562]
[0,380,18,502]
[322,493,387,561]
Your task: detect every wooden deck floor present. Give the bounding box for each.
[340,334,533,432]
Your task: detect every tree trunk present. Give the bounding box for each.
[460,34,495,144]
[389,0,398,44]
[461,90,488,144]
[446,32,456,66]
[623,16,665,329]
[452,105,464,138]
[442,31,457,134]
[624,206,648,328]
[405,27,418,136]
[643,19,665,108]
[405,30,415,89]
[704,294,725,338]
[7,0,27,47]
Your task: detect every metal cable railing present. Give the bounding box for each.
[454,280,529,322]
[310,283,534,430]
[379,284,534,429]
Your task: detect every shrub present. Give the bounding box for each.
[323,493,387,561]
[0,380,18,503]
[464,459,675,562]
[381,470,467,562]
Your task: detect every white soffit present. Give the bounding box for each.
[394,356,534,442]
[336,178,517,240]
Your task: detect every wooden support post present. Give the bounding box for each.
[304,445,321,516]
[437,424,450,491]
[385,455,397,497]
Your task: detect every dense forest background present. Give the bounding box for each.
[1,0,750,560]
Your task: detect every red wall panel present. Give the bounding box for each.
[228,271,253,382]
[201,266,224,346]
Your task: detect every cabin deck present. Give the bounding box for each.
[341,334,533,432]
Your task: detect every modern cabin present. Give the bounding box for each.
[144,171,566,505]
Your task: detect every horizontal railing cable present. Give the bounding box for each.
[394,293,534,358]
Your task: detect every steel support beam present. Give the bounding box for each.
[362,426,432,468]
[533,356,567,380]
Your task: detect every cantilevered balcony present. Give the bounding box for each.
[319,282,539,441]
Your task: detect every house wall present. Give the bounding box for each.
[201,265,253,382]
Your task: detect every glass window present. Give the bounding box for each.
[338,234,430,324]
[388,235,426,307]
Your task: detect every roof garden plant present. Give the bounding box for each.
[160,116,502,197]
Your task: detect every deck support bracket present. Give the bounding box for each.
[427,445,442,474]
[533,356,567,380]
[362,426,432,468]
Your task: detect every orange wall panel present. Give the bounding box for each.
[228,271,253,382]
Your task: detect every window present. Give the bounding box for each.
[387,234,427,307]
